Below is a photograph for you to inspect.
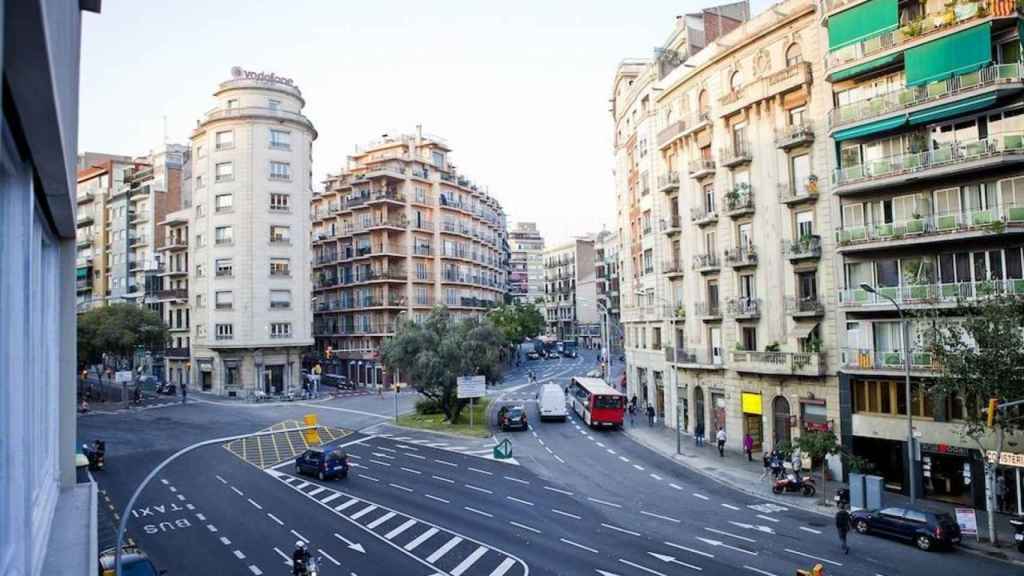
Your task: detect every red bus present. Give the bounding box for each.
[567,377,626,428]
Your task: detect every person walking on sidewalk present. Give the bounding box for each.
[694,422,704,447]
[181,383,187,405]
[716,427,726,457]
[743,433,754,461]
[835,504,851,554]
[760,450,772,480]
[646,404,655,426]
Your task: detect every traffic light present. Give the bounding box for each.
[987,398,999,427]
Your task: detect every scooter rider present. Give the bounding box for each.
[292,540,310,575]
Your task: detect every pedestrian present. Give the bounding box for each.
[630,395,638,412]
[694,421,704,447]
[181,382,187,405]
[743,433,754,462]
[716,427,726,457]
[646,404,655,426]
[760,450,772,480]
[377,384,384,397]
[628,403,636,426]
[835,504,851,554]
[771,451,784,480]
[791,448,802,478]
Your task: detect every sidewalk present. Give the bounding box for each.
[623,420,1024,566]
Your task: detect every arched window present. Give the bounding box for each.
[698,89,710,113]
[786,43,803,67]
[730,71,742,93]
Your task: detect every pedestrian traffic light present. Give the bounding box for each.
[987,398,999,427]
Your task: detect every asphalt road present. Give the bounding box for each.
[80,348,1016,575]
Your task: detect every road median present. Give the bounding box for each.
[396,398,492,439]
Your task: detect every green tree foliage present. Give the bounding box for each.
[798,429,840,503]
[381,306,504,422]
[77,303,169,369]
[487,303,545,345]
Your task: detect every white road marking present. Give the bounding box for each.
[633,464,645,471]
[404,527,440,551]
[465,484,493,495]
[196,513,207,521]
[560,538,598,553]
[464,506,494,518]
[405,453,427,460]
[601,522,641,536]
[266,513,284,526]
[168,486,177,493]
[219,536,232,546]
[347,453,362,459]
[350,504,379,520]
[537,439,545,446]
[596,442,606,448]
[335,498,360,511]
[697,536,757,556]
[206,524,218,533]
[664,541,715,558]
[641,510,680,523]
[509,520,541,534]
[450,545,489,576]
[692,493,709,500]
[389,483,414,493]
[320,493,341,505]
[468,467,493,476]
[670,483,683,490]
[784,548,843,567]
[619,456,630,463]
[619,558,668,576]
[318,549,341,566]
[374,446,398,453]
[434,459,457,467]
[385,519,418,540]
[247,498,263,510]
[357,473,380,482]
[369,459,392,467]
[607,449,616,455]
[307,487,325,497]
[215,475,227,484]
[650,473,663,480]
[294,481,309,490]
[371,452,396,460]
[545,446,554,454]
[366,511,397,529]
[721,503,740,511]
[554,454,566,464]
[176,494,186,501]
[799,526,822,535]
[233,550,246,560]
[396,444,418,451]
[588,497,622,508]
[743,566,777,576]
[273,548,291,565]
[704,527,756,543]
[424,494,450,504]
[185,504,195,510]
[504,476,530,485]
[160,478,170,485]
[756,514,779,523]
[248,565,262,575]
[432,475,455,484]
[551,509,581,520]
[544,486,573,496]
[291,529,308,543]
[426,536,463,562]
[506,496,534,506]
[230,486,244,496]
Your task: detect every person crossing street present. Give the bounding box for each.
[835,504,851,554]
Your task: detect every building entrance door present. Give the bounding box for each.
[711,392,726,434]
[772,396,791,447]
[694,386,705,433]
[744,414,763,452]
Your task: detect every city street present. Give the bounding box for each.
[80,350,1016,575]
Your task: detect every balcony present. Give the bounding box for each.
[724,246,758,268]
[657,120,687,149]
[727,297,761,319]
[688,159,716,179]
[724,185,754,217]
[731,350,826,377]
[720,141,752,168]
[694,301,722,320]
[164,347,190,359]
[76,233,94,248]
[833,132,1024,195]
[783,235,821,261]
[838,278,1024,309]
[657,173,680,193]
[719,62,813,118]
[160,237,188,251]
[682,111,711,137]
[665,346,724,369]
[778,178,820,205]
[775,121,815,150]
[690,205,718,226]
[692,253,721,274]
[663,259,685,278]
[828,63,1024,132]
[76,211,94,226]
[840,348,941,376]
[660,215,682,236]
[77,191,95,205]
[785,295,825,317]
[836,205,1024,251]
[157,289,188,302]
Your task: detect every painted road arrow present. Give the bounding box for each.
[649,552,703,571]
[595,571,625,576]
[696,537,758,556]
[334,531,366,553]
[728,520,776,535]
[274,547,293,567]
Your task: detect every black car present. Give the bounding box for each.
[850,507,961,551]
[545,350,560,359]
[295,446,349,480]
[526,350,541,360]
[498,405,528,431]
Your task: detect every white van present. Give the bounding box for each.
[538,382,568,421]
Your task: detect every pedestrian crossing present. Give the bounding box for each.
[373,433,497,458]
[267,469,528,576]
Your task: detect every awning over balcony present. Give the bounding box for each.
[907,93,997,126]
[830,53,901,82]
[828,0,898,51]
[904,22,992,87]
[833,114,906,142]
[76,267,88,279]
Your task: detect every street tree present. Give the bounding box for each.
[381,306,504,423]
[797,429,839,504]
[487,303,545,363]
[77,303,168,377]
[928,293,1024,545]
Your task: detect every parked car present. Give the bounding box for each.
[99,545,164,576]
[849,507,961,551]
[294,446,349,480]
[537,383,568,421]
[526,350,541,360]
[497,404,528,431]
[545,350,560,360]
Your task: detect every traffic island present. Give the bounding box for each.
[396,398,492,439]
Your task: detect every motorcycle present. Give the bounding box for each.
[772,474,815,496]
[83,440,106,471]
[155,382,177,396]
[1010,515,1024,553]
[293,555,320,576]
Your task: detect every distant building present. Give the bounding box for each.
[543,238,599,345]
[508,222,545,305]
[595,229,622,352]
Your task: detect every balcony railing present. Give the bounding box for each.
[657,120,687,149]
[660,215,682,234]
[828,63,1023,131]
[778,178,820,205]
[838,278,1024,307]
[725,186,754,216]
[775,121,815,149]
[833,132,1024,189]
[727,297,761,319]
[720,141,752,167]
[665,347,724,368]
[783,235,822,260]
[837,204,1024,247]
[692,253,721,273]
[157,289,188,301]
[731,350,825,376]
[657,172,680,192]
[785,295,825,316]
[688,159,716,179]
[663,259,685,276]
[840,348,941,374]
[164,347,190,358]
[724,246,758,268]
[694,301,722,318]
[690,205,718,225]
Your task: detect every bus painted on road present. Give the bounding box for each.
[567,376,626,428]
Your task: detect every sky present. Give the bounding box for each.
[79,0,772,246]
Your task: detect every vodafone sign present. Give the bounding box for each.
[230,66,294,87]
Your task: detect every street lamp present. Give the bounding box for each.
[860,282,916,505]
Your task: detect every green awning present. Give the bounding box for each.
[908,93,997,126]
[830,53,902,82]
[76,267,89,279]
[828,0,898,51]
[833,115,907,142]
[904,22,992,87]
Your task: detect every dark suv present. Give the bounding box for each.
[498,405,528,431]
[850,507,961,551]
[295,446,349,480]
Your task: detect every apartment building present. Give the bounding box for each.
[543,238,600,345]
[823,0,1024,512]
[157,209,191,388]
[188,68,317,396]
[75,157,132,310]
[509,222,546,305]
[311,130,508,387]
[595,229,623,352]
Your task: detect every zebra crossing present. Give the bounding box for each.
[266,469,528,576]
[372,432,501,459]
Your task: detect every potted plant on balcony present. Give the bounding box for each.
[765,341,781,352]
[675,305,686,319]
[804,174,818,195]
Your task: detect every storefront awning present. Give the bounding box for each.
[907,93,997,126]
[741,392,763,415]
[833,115,906,142]
[904,22,992,87]
[828,0,898,51]
[793,322,820,340]
[830,53,901,82]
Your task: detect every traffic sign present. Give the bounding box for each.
[493,438,513,459]
[115,370,133,384]
[457,375,486,399]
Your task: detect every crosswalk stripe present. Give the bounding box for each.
[426,536,463,563]
[385,519,418,540]
[319,492,341,505]
[335,498,360,511]
[404,527,439,551]
[450,545,488,576]
[307,487,325,497]
[366,511,397,529]
[488,557,518,576]
[350,504,378,520]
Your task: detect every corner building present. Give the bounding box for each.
[188,70,316,396]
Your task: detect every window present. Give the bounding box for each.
[226,99,238,110]
[798,271,818,301]
[215,291,233,310]
[270,161,291,180]
[703,182,715,213]
[215,226,233,245]
[196,293,205,307]
[788,106,807,127]
[270,225,291,243]
[741,326,757,351]
[791,153,811,191]
[652,327,662,350]
[195,174,205,189]
[796,211,814,239]
[270,257,290,276]
[643,249,653,274]
[197,324,207,338]
[270,129,290,150]
[196,203,206,217]
[268,98,281,111]
[786,43,802,67]
[269,193,290,212]
[215,162,233,183]
[642,211,652,235]
[215,258,233,277]
[215,194,233,213]
[215,130,234,150]
[270,290,291,309]
[196,263,205,278]
[215,323,233,340]
[196,144,205,158]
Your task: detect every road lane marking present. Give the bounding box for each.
[664,541,714,558]
[230,486,244,496]
[405,453,427,460]
[335,498,360,511]
[404,527,439,551]
[468,467,493,476]
[425,494,449,504]
[374,446,398,453]
[247,498,263,510]
[560,538,598,553]
[596,442,606,448]
[465,484,493,495]
[291,529,308,543]
[389,483,414,493]
[248,565,262,575]
[618,558,668,576]
[233,550,246,560]
[607,449,616,455]
[206,524,218,533]
[633,464,645,471]
[370,459,392,467]
[489,557,518,576]
[650,473,663,480]
[219,536,232,545]
[619,456,630,463]
[509,520,541,534]
[396,444,418,451]
[704,527,756,543]
[551,509,581,520]
[537,439,545,446]
[168,486,177,493]
[504,476,529,485]
[371,452,396,460]
[273,548,291,564]
[366,511,397,529]
[196,513,207,521]
[294,481,309,490]
[267,513,284,526]
[176,494,186,501]
[318,549,340,566]
[601,522,641,536]
[743,566,777,576]
[432,475,455,484]
[784,548,843,567]
[670,483,683,490]
[692,493,709,500]
[215,475,227,484]
[385,519,418,540]
[426,536,463,562]
[756,514,779,523]
[357,474,379,482]
[544,486,573,496]
[506,496,534,506]
[351,504,378,520]
[554,454,566,463]
[640,510,680,523]
[721,503,740,510]
[545,446,554,454]
[799,526,822,535]
[450,545,488,576]
[464,506,494,518]
[588,497,622,508]
[320,493,341,505]
[434,459,457,467]
[307,487,325,497]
